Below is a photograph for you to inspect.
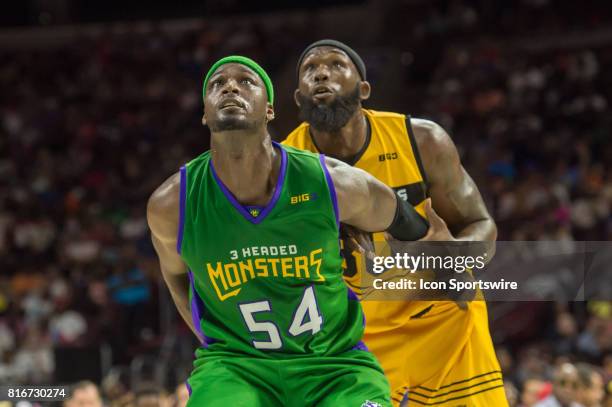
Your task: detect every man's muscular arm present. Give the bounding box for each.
[325,156,427,238]
[412,119,497,255]
[325,156,396,230]
[147,173,202,342]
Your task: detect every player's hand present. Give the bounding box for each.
[418,199,456,242]
[340,223,376,260]
[418,199,474,309]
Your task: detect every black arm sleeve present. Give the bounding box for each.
[386,192,429,241]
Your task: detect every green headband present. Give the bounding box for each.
[202,55,274,104]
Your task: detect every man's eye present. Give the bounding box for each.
[241,78,254,85]
[304,64,314,71]
[333,61,344,68]
[211,79,223,87]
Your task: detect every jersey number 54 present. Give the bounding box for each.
[238,286,323,350]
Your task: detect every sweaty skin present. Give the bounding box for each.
[147,63,401,342]
[295,46,497,253]
[292,44,505,407]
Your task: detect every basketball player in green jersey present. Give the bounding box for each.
[147,56,428,407]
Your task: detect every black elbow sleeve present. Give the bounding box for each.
[386,193,429,241]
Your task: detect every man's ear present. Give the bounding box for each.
[266,103,275,122]
[359,81,371,101]
[201,113,207,126]
[294,89,302,108]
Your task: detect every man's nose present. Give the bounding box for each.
[222,79,240,94]
[314,66,330,82]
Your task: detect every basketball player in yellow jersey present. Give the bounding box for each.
[282,40,508,407]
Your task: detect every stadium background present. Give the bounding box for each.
[0,0,611,405]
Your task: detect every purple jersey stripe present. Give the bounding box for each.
[188,269,215,346]
[209,141,287,225]
[347,287,359,301]
[319,154,340,230]
[185,380,192,397]
[176,165,187,254]
[352,340,370,352]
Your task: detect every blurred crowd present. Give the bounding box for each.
[0,0,611,406]
[423,42,612,242]
[381,0,612,242]
[494,301,612,406]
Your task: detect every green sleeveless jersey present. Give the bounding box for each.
[177,142,367,358]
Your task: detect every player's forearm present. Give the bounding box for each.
[454,215,496,240]
[365,178,399,231]
[337,167,396,231]
[454,218,497,261]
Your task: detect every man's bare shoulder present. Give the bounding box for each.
[410,118,460,173]
[410,118,454,155]
[322,155,362,193]
[322,155,349,170]
[147,172,180,236]
[148,172,180,214]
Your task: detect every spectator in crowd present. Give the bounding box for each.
[576,363,605,407]
[101,368,133,407]
[133,385,170,407]
[64,381,104,407]
[535,363,581,407]
[505,381,519,407]
[173,383,189,407]
[522,378,549,407]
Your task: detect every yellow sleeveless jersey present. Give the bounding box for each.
[284,109,428,294]
[283,109,507,407]
[284,109,428,215]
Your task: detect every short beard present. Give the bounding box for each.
[297,85,361,132]
[208,116,261,133]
